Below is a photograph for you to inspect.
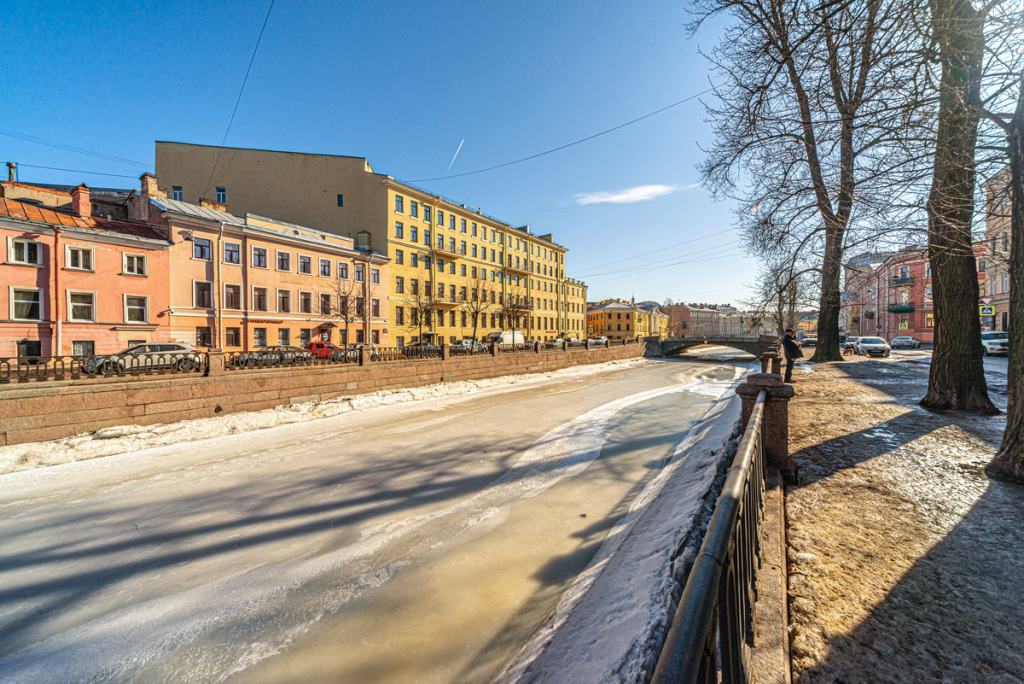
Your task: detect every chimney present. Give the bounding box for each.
[6,162,15,182]
[199,198,226,212]
[71,184,91,218]
[355,231,371,251]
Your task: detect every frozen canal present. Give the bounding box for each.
[0,358,746,683]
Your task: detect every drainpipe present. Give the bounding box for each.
[364,257,371,344]
[53,228,61,355]
[215,221,225,349]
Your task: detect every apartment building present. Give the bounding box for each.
[155,142,586,344]
[984,169,1012,331]
[661,303,721,338]
[0,185,172,357]
[137,176,389,350]
[586,299,654,340]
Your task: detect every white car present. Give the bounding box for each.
[856,336,891,358]
[981,331,1008,356]
[890,336,922,349]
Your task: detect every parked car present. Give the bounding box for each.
[856,336,891,358]
[348,343,380,361]
[305,341,341,359]
[844,337,860,354]
[450,339,486,355]
[801,335,818,347]
[232,345,313,367]
[402,342,440,358]
[83,343,202,374]
[890,336,922,349]
[592,336,609,344]
[981,331,1009,356]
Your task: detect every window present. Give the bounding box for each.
[355,297,366,317]
[216,187,226,203]
[68,291,96,321]
[298,255,312,274]
[438,209,444,226]
[277,289,291,313]
[395,195,404,212]
[66,246,93,270]
[278,328,290,345]
[371,268,380,284]
[395,249,404,265]
[253,287,268,311]
[355,264,365,281]
[423,256,431,269]
[337,194,344,207]
[172,186,183,201]
[356,329,365,343]
[226,327,241,346]
[449,237,456,252]
[395,222,404,238]
[424,206,431,223]
[72,341,95,357]
[194,281,212,308]
[196,326,212,347]
[395,276,405,293]
[410,200,419,218]
[338,262,349,279]
[461,219,467,233]
[320,293,332,314]
[12,288,42,320]
[125,295,148,322]
[395,306,405,325]
[425,229,431,246]
[372,329,380,345]
[978,258,986,273]
[926,313,934,328]
[450,214,455,230]
[449,311,456,326]
[371,298,380,317]
[461,264,467,276]
[252,247,267,268]
[471,245,478,258]
[471,223,478,237]
[299,291,312,313]
[396,335,405,347]
[410,226,418,242]
[276,251,291,271]
[319,258,331,277]
[193,238,212,261]
[225,284,241,309]
[224,243,240,264]
[411,279,419,295]
[254,328,267,346]
[123,253,147,275]
[299,329,311,347]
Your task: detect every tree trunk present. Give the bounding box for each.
[920,0,997,413]
[987,76,1024,482]
[812,228,844,362]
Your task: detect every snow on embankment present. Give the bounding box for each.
[497,371,744,683]
[0,359,646,475]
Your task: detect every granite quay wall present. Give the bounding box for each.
[0,344,644,447]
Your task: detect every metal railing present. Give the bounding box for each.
[498,343,530,354]
[652,390,767,684]
[0,352,207,383]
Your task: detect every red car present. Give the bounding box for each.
[305,341,340,358]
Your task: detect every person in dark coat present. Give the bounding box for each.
[782,328,802,383]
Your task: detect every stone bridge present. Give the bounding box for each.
[660,335,779,358]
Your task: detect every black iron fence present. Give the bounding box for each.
[1,337,644,384]
[0,352,207,383]
[652,389,767,684]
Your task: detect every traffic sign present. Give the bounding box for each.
[899,322,908,330]
[979,305,995,316]
[979,297,992,305]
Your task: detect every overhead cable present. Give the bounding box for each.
[0,128,148,167]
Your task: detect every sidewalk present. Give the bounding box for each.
[783,358,1023,683]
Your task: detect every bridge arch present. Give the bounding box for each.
[660,336,778,358]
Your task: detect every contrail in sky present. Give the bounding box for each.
[444,139,465,177]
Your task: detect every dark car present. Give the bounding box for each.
[402,342,440,358]
[890,336,922,349]
[232,345,313,367]
[83,343,202,374]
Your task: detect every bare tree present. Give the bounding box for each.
[691,0,929,362]
[315,277,362,347]
[502,286,532,338]
[985,72,1024,481]
[460,285,495,342]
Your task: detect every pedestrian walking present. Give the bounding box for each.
[782,328,803,383]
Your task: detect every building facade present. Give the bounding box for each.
[0,185,172,358]
[984,169,1012,332]
[139,177,389,351]
[586,299,662,340]
[155,142,588,344]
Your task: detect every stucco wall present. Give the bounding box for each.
[0,344,645,447]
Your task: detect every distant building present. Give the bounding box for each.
[984,168,1011,332]
[661,303,721,337]
[586,299,651,340]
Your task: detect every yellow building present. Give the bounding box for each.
[587,299,650,340]
[155,142,588,345]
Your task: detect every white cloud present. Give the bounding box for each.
[574,184,678,206]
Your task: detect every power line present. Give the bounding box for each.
[0,128,148,167]
[16,164,143,180]
[407,88,713,183]
[202,0,276,198]
[574,228,737,275]
[581,240,742,279]
[587,250,746,286]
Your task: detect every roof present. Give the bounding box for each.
[0,198,169,242]
[150,196,246,225]
[1,181,71,197]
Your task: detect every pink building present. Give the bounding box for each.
[137,176,390,350]
[0,185,172,358]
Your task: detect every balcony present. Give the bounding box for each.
[890,276,915,286]
[505,261,531,275]
[430,294,461,308]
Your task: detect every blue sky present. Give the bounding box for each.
[1,1,755,305]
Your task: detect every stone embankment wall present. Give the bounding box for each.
[0,344,644,447]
